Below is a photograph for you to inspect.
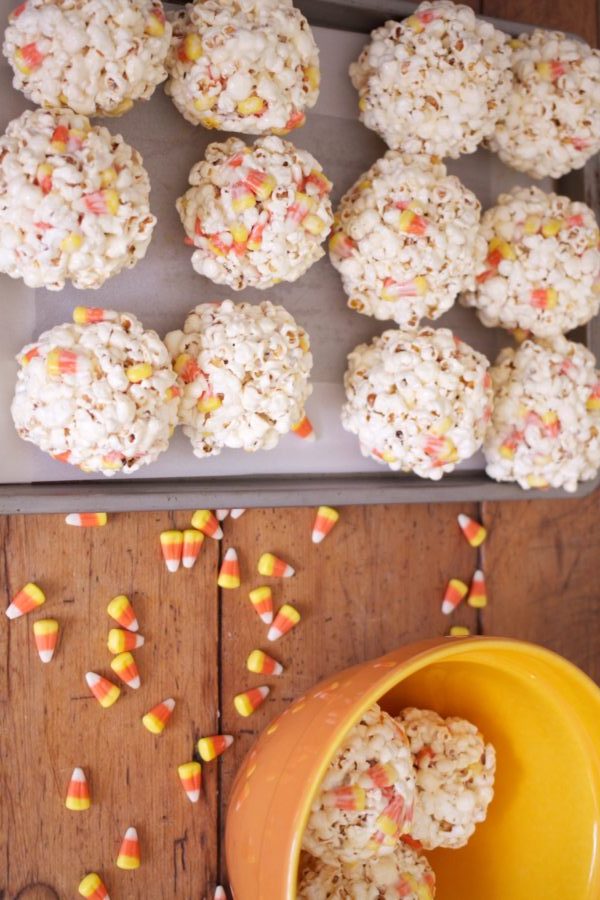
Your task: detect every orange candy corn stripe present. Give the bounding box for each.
[218,548,240,589]
[322,785,366,811]
[78,873,110,899]
[246,649,283,676]
[110,651,140,689]
[142,698,175,734]
[160,530,183,573]
[197,734,234,762]
[182,529,204,569]
[178,762,202,803]
[85,672,120,709]
[32,618,58,662]
[441,579,468,615]
[65,767,90,811]
[467,569,488,609]
[6,582,45,619]
[457,514,487,548]
[191,509,223,539]
[267,603,300,641]
[65,513,107,527]
[291,414,315,441]
[311,506,339,544]
[107,628,144,654]
[258,553,294,578]
[234,685,269,717]
[107,594,139,632]
[116,826,140,870]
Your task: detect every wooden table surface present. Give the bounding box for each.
[2,1,599,898]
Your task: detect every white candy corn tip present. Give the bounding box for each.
[311,529,325,545]
[85,672,100,689]
[5,602,21,619]
[163,698,176,712]
[38,648,54,663]
[223,547,238,562]
[165,558,180,573]
[272,661,284,675]
[71,766,86,783]
[230,508,245,519]
[186,789,201,803]
[214,887,227,900]
[216,509,230,521]
[257,686,270,700]
[260,611,274,625]
[129,675,141,690]
[267,624,282,642]
[124,826,138,842]
[441,600,454,616]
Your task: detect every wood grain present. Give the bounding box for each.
[482,0,597,44]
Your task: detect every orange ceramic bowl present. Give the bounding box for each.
[225,637,600,899]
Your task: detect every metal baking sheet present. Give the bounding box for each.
[0,0,598,512]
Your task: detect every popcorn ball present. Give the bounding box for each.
[164,300,312,457]
[484,336,600,492]
[397,708,496,851]
[341,328,492,480]
[3,0,171,117]
[0,108,155,291]
[330,152,483,327]
[177,136,333,290]
[165,0,319,133]
[349,1,512,158]
[297,843,436,899]
[301,704,416,866]
[11,310,179,476]
[488,29,600,179]
[462,186,600,337]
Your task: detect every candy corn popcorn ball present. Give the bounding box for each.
[0,108,155,290]
[349,1,511,158]
[462,186,600,337]
[298,843,436,899]
[397,708,496,850]
[341,328,492,479]
[329,152,483,327]
[165,0,319,133]
[176,136,333,290]
[12,310,179,476]
[2,0,171,117]
[487,30,600,179]
[484,336,600,492]
[302,705,416,866]
[165,300,312,457]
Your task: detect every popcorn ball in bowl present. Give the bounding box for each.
[329,152,484,327]
[0,108,155,291]
[165,0,319,134]
[488,29,600,179]
[11,308,179,477]
[2,0,171,117]
[397,708,496,851]
[164,300,312,458]
[301,704,416,866]
[462,186,600,337]
[341,328,492,480]
[484,336,600,492]
[349,1,512,158]
[177,136,333,290]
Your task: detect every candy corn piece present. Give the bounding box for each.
[142,698,175,734]
[322,785,367,811]
[32,618,59,662]
[107,628,144,654]
[65,767,91,811]
[230,508,245,519]
[110,652,140,689]
[457,513,487,548]
[268,603,300,641]
[441,579,469,615]
[178,762,202,803]
[107,594,139,632]
[191,509,223,539]
[248,586,273,625]
[182,529,204,569]
[258,553,294,578]
[246,649,283,676]
[234,685,270,717]
[214,888,227,900]
[85,672,121,709]
[449,625,471,637]
[312,506,339,544]
[116,826,141,870]
[65,513,107,527]
[197,734,234,762]
[467,569,488,609]
[6,582,45,619]
[216,509,230,521]
[160,530,183,573]
[218,548,240,589]
[78,873,110,899]
[291,414,315,441]
[359,762,399,789]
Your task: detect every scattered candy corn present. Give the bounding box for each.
[234,686,270,717]
[311,506,339,544]
[322,785,366,811]
[248,586,273,625]
[191,509,223,540]
[73,306,116,325]
[6,582,45,619]
[246,649,283,676]
[65,767,91,811]
[178,762,202,803]
[291,414,315,441]
[116,826,141,870]
[258,553,295,578]
[216,509,229,521]
[78,873,110,899]
[160,530,183,573]
[449,625,471,637]
[230,508,245,519]
[107,595,139,632]
[267,603,300,641]
[214,888,227,900]
[142,698,175,734]
[457,514,487,548]
[85,672,121,709]
[197,734,234,762]
[441,579,469,615]
[218,548,240,589]
[467,569,488,609]
[107,628,144,654]
[65,513,107,527]
[32,618,58,662]
[110,652,140,689]
[182,529,204,569]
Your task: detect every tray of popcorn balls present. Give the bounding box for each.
[1,0,599,511]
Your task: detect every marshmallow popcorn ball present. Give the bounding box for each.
[462,186,600,337]
[11,309,179,476]
[487,29,600,179]
[177,136,333,290]
[301,705,416,866]
[165,0,320,133]
[164,300,312,457]
[484,336,600,492]
[397,708,496,851]
[329,152,483,327]
[341,328,492,480]
[2,0,171,117]
[0,108,155,290]
[349,1,512,158]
